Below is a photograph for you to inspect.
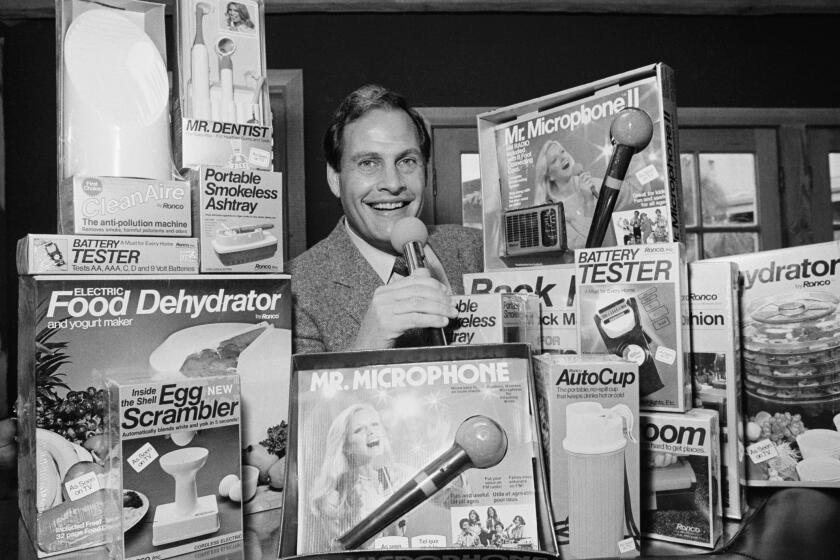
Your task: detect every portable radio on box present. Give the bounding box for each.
[503,203,567,256]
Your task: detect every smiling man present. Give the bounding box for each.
[289,84,483,353]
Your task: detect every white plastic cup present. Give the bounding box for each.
[563,402,633,558]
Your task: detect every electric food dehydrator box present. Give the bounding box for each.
[18,275,291,556]
[533,354,640,559]
[17,235,199,275]
[448,293,541,350]
[57,0,190,237]
[477,63,683,271]
[192,166,283,273]
[175,0,273,171]
[107,374,243,559]
[641,409,722,549]
[464,266,578,354]
[710,241,840,487]
[687,261,747,518]
[281,344,558,558]
[576,242,692,412]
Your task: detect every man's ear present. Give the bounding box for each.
[326,164,341,198]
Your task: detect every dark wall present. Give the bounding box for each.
[2,12,840,408]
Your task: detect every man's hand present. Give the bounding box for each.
[352,271,456,350]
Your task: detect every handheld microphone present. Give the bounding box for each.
[585,108,654,248]
[390,217,447,346]
[337,415,508,550]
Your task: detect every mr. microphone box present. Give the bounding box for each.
[533,354,641,559]
[477,63,683,271]
[281,344,558,558]
[576,242,691,412]
[447,293,541,351]
[463,266,577,354]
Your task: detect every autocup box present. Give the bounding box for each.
[478,63,683,271]
[175,0,273,170]
[107,375,243,559]
[464,266,577,354]
[17,275,291,555]
[641,410,722,549]
[193,166,283,272]
[576,242,691,411]
[533,354,641,559]
[17,235,199,275]
[710,241,840,487]
[687,261,747,518]
[448,293,540,350]
[281,345,558,558]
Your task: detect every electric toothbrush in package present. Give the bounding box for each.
[106,374,243,559]
[176,0,274,170]
[56,0,190,236]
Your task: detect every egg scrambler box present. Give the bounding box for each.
[641,409,722,548]
[59,176,192,237]
[576,242,691,412]
[448,293,541,350]
[708,241,840,487]
[533,354,640,559]
[107,374,242,559]
[464,265,577,353]
[192,166,283,273]
[17,274,292,550]
[687,261,746,518]
[282,344,558,557]
[17,234,199,275]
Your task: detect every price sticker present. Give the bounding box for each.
[248,148,272,168]
[747,439,778,464]
[655,345,677,365]
[64,471,101,501]
[618,537,638,554]
[635,164,660,185]
[128,442,159,473]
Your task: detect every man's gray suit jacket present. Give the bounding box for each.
[289,220,484,354]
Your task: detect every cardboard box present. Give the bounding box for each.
[193,166,283,273]
[463,266,577,354]
[576,242,692,412]
[688,261,747,518]
[57,1,177,188]
[175,0,273,170]
[709,241,840,487]
[18,274,291,556]
[478,63,683,271]
[641,409,722,549]
[533,354,640,559]
[108,374,243,559]
[58,176,192,237]
[281,344,558,557]
[448,293,540,350]
[17,235,199,275]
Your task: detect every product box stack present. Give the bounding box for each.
[17,1,290,558]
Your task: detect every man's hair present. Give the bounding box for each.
[323,84,431,171]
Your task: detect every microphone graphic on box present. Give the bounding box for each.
[336,415,508,550]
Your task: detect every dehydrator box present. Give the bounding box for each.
[18,274,291,557]
[710,241,840,486]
